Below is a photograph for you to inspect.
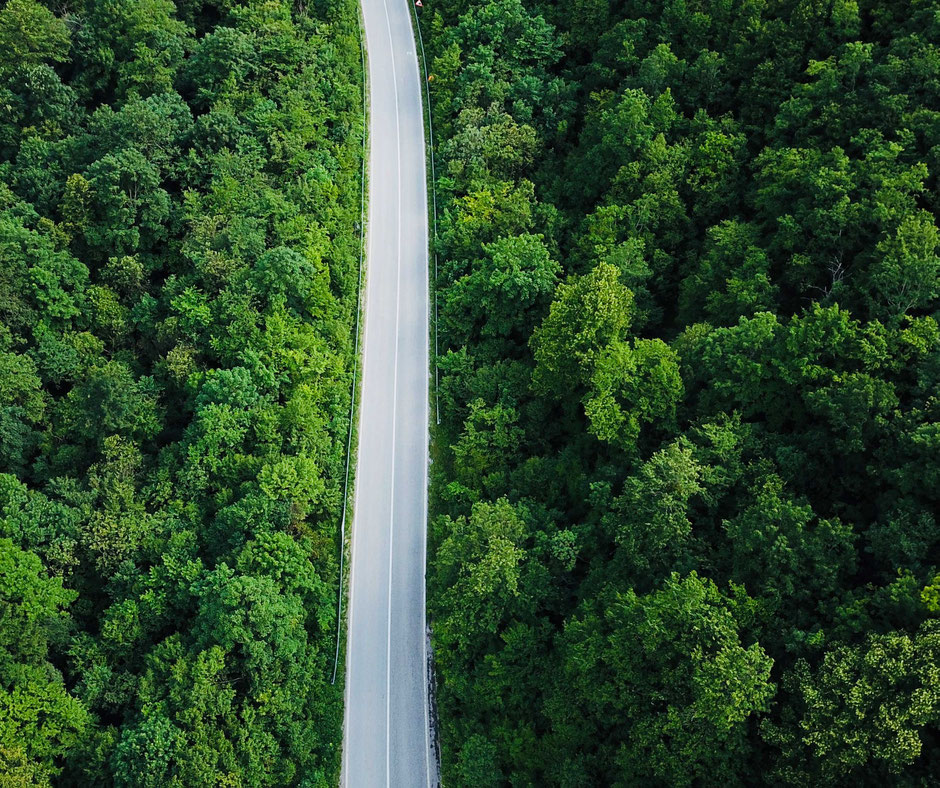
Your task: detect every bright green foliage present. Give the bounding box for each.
[584,338,682,450]
[444,233,559,352]
[433,499,527,652]
[423,0,940,783]
[679,220,776,325]
[923,575,940,613]
[0,539,86,782]
[0,0,362,783]
[531,262,634,393]
[0,0,69,71]
[552,574,773,786]
[866,212,940,320]
[766,622,940,784]
[602,439,703,586]
[722,475,856,629]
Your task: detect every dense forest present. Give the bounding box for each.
[0,0,362,784]
[422,0,940,785]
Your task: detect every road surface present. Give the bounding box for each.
[341,0,435,784]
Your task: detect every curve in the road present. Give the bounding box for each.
[341,0,435,782]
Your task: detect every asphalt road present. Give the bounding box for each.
[341,0,435,784]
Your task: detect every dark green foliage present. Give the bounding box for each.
[424,0,940,784]
[0,0,362,783]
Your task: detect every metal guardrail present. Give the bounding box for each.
[404,5,446,781]
[408,0,441,426]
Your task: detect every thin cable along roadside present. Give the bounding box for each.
[407,0,441,426]
[331,16,368,687]
[405,5,442,784]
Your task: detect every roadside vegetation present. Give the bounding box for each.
[422,0,940,784]
[0,0,362,784]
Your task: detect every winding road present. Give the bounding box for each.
[340,0,435,784]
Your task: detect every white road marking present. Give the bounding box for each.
[379,0,403,784]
